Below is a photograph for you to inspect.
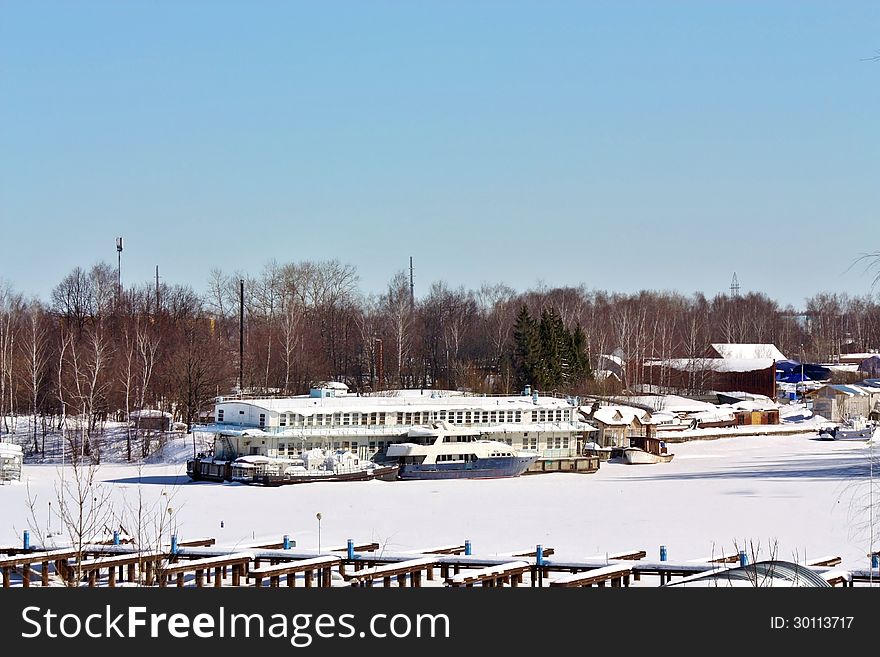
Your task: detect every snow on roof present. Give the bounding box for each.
[824,384,880,396]
[128,409,172,419]
[728,399,779,412]
[710,343,786,360]
[612,394,716,413]
[0,442,23,456]
[216,392,576,415]
[645,358,776,373]
[589,405,653,426]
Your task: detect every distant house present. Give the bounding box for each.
[0,442,23,483]
[129,409,173,432]
[581,404,655,448]
[810,385,880,423]
[642,357,777,398]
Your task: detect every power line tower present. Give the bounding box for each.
[730,272,740,298]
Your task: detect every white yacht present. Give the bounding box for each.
[385,422,540,480]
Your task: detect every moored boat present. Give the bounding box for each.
[385,422,540,480]
[613,436,674,464]
[188,448,398,485]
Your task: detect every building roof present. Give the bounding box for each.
[129,409,172,419]
[820,384,880,396]
[645,358,776,373]
[216,392,577,415]
[587,405,654,426]
[710,343,786,360]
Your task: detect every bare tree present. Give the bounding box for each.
[19,301,50,454]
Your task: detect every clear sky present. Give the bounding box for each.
[1,1,877,309]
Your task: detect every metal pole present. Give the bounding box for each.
[239,279,245,394]
[316,513,322,554]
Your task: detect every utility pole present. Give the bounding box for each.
[239,279,245,395]
[116,237,124,298]
[409,256,415,311]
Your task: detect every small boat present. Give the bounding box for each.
[817,425,876,442]
[818,417,877,442]
[188,449,398,484]
[386,422,540,480]
[186,455,231,482]
[613,436,674,464]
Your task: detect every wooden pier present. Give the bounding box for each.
[0,538,865,588]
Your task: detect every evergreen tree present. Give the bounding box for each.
[568,323,591,383]
[538,308,566,389]
[511,305,539,390]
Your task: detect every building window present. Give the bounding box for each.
[515,411,521,422]
[259,413,266,428]
[217,409,224,422]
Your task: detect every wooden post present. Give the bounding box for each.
[271,575,279,588]
[441,564,449,579]
[128,563,136,582]
[304,570,313,588]
[146,561,154,586]
[323,568,331,587]
[41,561,49,586]
[287,572,295,587]
[176,572,185,587]
[196,569,204,587]
[159,568,166,588]
[413,570,422,587]
[383,576,391,588]
[22,563,31,588]
[108,567,117,588]
[253,575,263,588]
[206,567,212,584]
[427,566,434,581]
[215,567,222,588]
[86,569,95,588]
[232,564,241,587]
[397,573,407,587]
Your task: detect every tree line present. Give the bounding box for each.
[1,258,878,459]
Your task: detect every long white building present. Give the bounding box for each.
[204,383,596,461]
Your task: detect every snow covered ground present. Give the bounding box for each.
[3,430,879,574]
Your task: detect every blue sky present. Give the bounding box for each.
[1,1,877,308]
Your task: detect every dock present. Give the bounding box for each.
[0,538,865,588]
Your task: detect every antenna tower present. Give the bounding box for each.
[730,272,740,297]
